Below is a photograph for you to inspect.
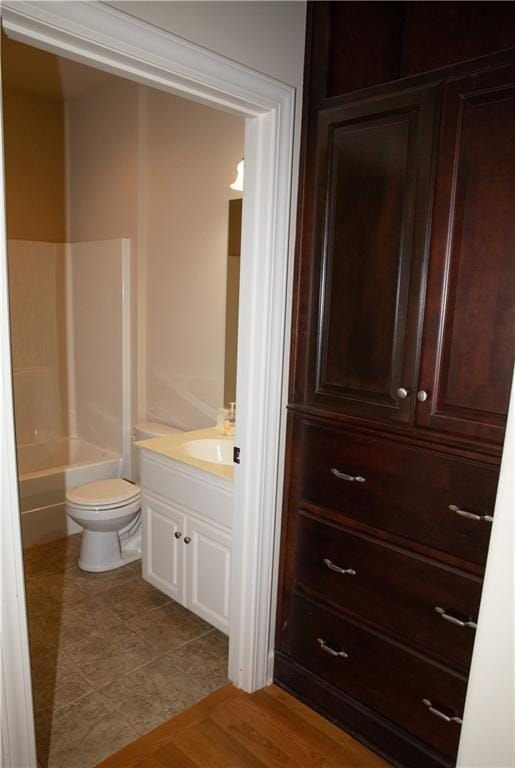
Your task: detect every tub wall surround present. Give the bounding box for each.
[8,237,130,546]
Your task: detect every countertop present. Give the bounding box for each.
[135,426,234,482]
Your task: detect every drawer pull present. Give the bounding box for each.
[449,504,493,522]
[174,531,182,539]
[317,638,348,658]
[323,558,356,576]
[434,606,477,629]
[422,699,463,725]
[331,468,366,483]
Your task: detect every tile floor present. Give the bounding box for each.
[24,534,228,768]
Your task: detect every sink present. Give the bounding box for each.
[181,438,234,466]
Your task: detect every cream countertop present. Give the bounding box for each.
[135,426,234,482]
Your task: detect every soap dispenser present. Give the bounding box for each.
[224,402,236,436]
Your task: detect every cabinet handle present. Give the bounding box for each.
[317,638,348,658]
[174,531,182,539]
[449,504,493,523]
[416,390,430,402]
[323,558,356,576]
[184,536,192,544]
[434,606,477,629]
[422,699,463,725]
[397,387,410,399]
[331,468,365,483]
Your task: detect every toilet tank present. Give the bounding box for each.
[133,422,182,441]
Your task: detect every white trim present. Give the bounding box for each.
[0,16,37,765]
[1,0,295,759]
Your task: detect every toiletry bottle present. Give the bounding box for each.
[224,403,236,436]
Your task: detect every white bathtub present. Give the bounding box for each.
[18,436,122,547]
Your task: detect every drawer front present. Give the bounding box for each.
[290,592,467,760]
[294,511,482,674]
[300,420,498,564]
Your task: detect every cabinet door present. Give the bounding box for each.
[303,86,437,423]
[185,516,231,634]
[417,66,515,443]
[142,493,185,603]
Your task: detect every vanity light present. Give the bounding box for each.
[230,159,244,191]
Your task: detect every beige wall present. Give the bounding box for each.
[3,87,65,242]
[144,89,243,429]
[66,79,139,244]
[66,73,243,431]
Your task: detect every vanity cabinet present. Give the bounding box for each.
[276,4,515,768]
[140,450,232,635]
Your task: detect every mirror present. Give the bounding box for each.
[224,198,242,405]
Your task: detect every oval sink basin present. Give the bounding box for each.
[182,438,234,466]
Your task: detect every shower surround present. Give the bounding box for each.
[8,238,131,546]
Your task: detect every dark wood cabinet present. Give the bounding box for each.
[416,66,515,444]
[276,4,514,768]
[306,87,437,424]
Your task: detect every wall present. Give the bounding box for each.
[2,87,66,242]
[66,71,244,431]
[144,89,243,429]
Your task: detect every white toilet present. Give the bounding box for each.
[66,422,181,572]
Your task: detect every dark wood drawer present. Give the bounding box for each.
[294,510,482,674]
[289,591,467,760]
[299,420,498,564]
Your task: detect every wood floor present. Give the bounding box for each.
[96,683,391,768]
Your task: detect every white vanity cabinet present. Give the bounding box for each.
[140,449,232,635]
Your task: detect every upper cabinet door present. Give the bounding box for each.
[303,87,437,423]
[416,67,515,444]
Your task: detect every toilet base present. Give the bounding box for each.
[78,530,141,572]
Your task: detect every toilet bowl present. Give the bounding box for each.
[66,422,182,572]
[66,478,142,572]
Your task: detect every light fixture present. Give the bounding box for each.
[230,159,244,191]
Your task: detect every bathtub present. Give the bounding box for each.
[17,436,122,547]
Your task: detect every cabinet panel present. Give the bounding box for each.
[417,69,515,442]
[299,419,497,564]
[185,517,231,635]
[142,493,184,603]
[290,591,466,760]
[305,87,437,423]
[294,510,481,674]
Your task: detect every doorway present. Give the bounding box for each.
[0,3,295,767]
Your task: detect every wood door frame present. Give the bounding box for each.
[0,3,295,765]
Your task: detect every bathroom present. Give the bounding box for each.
[3,33,244,767]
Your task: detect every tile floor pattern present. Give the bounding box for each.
[24,534,229,768]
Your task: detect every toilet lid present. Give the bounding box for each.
[67,478,141,507]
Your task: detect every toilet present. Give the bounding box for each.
[66,422,181,572]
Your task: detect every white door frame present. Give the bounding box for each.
[0,2,295,765]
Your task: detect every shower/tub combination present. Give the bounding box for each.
[8,237,132,547]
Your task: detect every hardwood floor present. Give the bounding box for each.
[97,683,391,767]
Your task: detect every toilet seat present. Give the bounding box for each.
[66,478,141,510]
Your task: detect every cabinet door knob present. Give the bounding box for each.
[416,390,430,402]
[174,531,182,539]
[184,536,192,544]
[422,699,462,725]
[397,387,409,399]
